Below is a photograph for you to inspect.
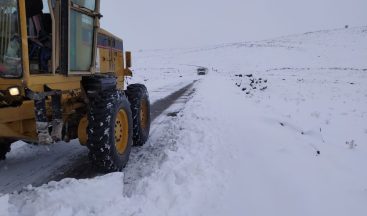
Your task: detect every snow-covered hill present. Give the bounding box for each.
[1,26,367,216]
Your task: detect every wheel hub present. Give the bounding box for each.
[115,109,129,154]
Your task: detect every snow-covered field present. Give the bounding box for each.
[1,26,367,216]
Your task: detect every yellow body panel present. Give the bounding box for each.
[0,101,34,123]
[98,48,124,75]
[98,48,111,73]
[0,101,37,140]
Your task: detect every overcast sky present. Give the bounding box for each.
[100,0,366,50]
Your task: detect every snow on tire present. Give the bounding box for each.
[125,84,151,146]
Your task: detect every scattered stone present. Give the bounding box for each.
[167,112,179,117]
[346,140,357,149]
[235,74,268,95]
[280,122,285,127]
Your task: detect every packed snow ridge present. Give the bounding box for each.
[1,26,367,216]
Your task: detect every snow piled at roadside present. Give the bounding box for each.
[3,174,124,216]
[1,26,367,215]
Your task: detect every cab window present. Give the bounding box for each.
[70,10,94,71]
[0,0,22,78]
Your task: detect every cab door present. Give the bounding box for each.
[68,0,100,74]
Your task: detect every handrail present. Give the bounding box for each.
[48,0,56,75]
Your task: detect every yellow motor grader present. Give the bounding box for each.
[0,0,150,172]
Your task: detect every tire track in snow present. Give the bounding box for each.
[123,82,197,196]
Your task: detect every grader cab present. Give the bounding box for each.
[0,0,151,172]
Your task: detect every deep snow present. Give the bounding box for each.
[1,26,367,216]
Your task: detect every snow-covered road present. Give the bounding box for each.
[1,26,367,216]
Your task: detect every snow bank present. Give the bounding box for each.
[4,173,124,216]
[0,195,10,216]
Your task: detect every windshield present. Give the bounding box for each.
[0,0,22,78]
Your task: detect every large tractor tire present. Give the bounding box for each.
[125,84,151,146]
[0,139,12,160]
[82,75,133,172]
[86,90,133,172]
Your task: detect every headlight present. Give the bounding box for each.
[8,87,20,96]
